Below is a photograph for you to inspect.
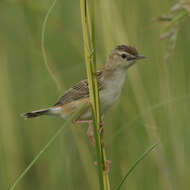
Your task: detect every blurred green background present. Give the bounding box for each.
[0,0,190,189]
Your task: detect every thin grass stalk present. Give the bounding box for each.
[89,1,110,189]
[41,0,62,91]
[80,0,110,189]
[115,143,158,190]
[80,2,103,189]
[9,105,87,190]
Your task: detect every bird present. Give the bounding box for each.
[22,45,145,144]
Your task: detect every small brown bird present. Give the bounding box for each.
[22,45,145,143]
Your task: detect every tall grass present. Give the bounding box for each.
[9,105,87,190]
[0,0,190,189]
[80,0,110,189]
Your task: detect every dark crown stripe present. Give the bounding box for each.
[116,45,138,56]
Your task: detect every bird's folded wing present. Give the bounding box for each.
[54,71,104,106]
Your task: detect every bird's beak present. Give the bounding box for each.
[136,55,146,60]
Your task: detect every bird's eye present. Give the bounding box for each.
[121,54,127,59]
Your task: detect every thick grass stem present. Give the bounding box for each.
[80,0,110,189]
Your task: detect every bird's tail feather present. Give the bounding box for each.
[21,108,50,119]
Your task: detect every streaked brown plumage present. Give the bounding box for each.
[22,45,145,122]
[54,71,104,106]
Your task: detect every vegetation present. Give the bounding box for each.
[80,0,110,189]
[0,0,189,189]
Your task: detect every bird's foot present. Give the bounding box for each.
[87,125,95,146]
[87,121,104,145]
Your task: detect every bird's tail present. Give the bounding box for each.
[21,108,51,119]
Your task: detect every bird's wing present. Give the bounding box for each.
[54,71,104,106]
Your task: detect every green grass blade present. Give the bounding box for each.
[115,143,158,190]
[80,0,110,189]
[9,105,86,190]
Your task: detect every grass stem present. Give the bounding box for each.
[80,0,110,189]
[9,105,86,190]
[115,143,158,190]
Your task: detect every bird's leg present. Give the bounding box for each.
[72,119,93,124]
[72,108,104,145]
[86,121,104,145]
[73,120,95,145]
[71,105,90,125]
[73,119,95,145]
[74,115,110,170]
[87,123,95,146]
[72,119,104,146]
[72,118,95,145]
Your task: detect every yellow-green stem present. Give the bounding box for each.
[80,0,110,189]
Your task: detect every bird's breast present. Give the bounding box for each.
[100,70,126,113]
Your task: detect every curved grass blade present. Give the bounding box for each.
[41,0,62,91]
[10,104,87,190]
[115,143,158,190]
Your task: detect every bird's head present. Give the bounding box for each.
[106,45,145,70]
